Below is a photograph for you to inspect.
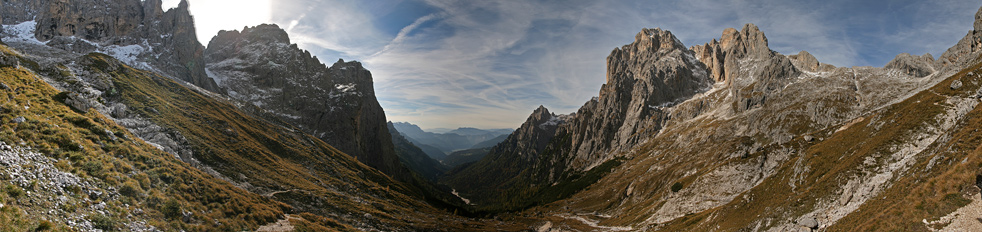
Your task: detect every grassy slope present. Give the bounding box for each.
[79,53,474,230]
[648,60,982,231]
[0,44,289,231]
[0,41,505,230]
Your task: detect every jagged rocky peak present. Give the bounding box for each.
[939,6,982,67]
[692,23,776,83]
[330,58,376,95]
[530,105,557,125]
[788,51,835,72]
[631,27,687,52]
[0,0,221,93]
[885,53,937,77]
[143,0,164,19]
[204,24,407,180]
[223,24,292,45]
[976,5,982,31]
[606,27,711,106]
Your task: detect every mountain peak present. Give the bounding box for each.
[241,24,291,44]
[976,6,982,31]
[630,27,686,53]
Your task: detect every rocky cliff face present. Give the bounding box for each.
[498,6,982,232]
[939,6,982,68]
[444,28,715,210]
[0,0,220,92]
[203,24,407,179]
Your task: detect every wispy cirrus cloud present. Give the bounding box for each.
[183,0,981,129]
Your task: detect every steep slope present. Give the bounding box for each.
[203,24,408,180]
[513,5,982,231]
[443,148,491,168]
[445,28,715,212]
[388,122,449,181]
[470,134,508,149]
[0,19,492,230]
[0,44,288,231]
[0,0,221,92]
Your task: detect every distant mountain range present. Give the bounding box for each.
[390,122,512,161]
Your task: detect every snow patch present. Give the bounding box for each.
[335,83,356,92]
[539,114,564,129]
[97,43,153,70]
[2,20,44,45]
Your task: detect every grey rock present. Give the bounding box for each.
[804,135,814,142]
[11,116,25,124]
[939,6,982,67]
[104,129,116,141]
[798,217,819,229]
[885,53,936,78]
[977,5,982,32]
[109,103,127,118]
[951,79,963,90]
[2,0,222,93]
[446,27,714,206]
[64,92,95,112]
[204,24,408,179]
[0,52,18,68]
[44,35,98,54]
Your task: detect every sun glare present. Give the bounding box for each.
[162,0,272,46]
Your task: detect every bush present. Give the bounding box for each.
[4,184,24,199]
[89,214,116,231]
[35,220,53,231]
[119,180,142,198]
[162,199,181,219]
[671,182,684,192]
[81,161,103,177]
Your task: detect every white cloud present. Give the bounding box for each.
[199,0,980,130]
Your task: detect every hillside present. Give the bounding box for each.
[4,0,982,231]
[445,5,982,231]
[0,44,289,231]
[0,1,483,230]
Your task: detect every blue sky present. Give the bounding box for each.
[169,0,980,130]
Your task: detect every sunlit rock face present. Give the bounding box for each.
[204,24,406,178]
[1,0,221,92]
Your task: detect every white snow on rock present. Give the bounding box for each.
[97,42,154,70]
[335,83,356,92]
[1,20,44,45]
[539,114,564,129]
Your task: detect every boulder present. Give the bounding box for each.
[951,80,963,90]
[797,217,818,229]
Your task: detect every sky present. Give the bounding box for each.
[162,0,981,130]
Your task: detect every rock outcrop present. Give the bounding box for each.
[885,53,937,78]
[939,6,982,68]
[788,51,835,72]
[692,24,775,83]
[444,28,714,209]
[204,24,407,179]
[0,0,221,92]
